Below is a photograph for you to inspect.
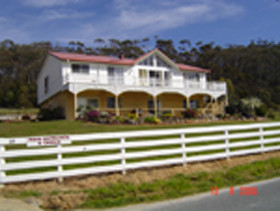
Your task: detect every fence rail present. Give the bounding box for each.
[1,122,280,184]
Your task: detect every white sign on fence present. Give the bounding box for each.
[27,135,71,147]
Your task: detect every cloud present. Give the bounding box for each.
[116,5,210,31]
[0,0,244,44]
[0,17,31,42]
[0,17,8,22]
[110,0,244,37]
[40,9,94,22]
[57,0,244,43]
[23,0,82,7]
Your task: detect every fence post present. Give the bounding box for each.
[181,133,187,166]
[259,127,264,153]
[57,143,63,183]
[225,130,230,160]
[121,137,126,175]
[0,145,6,187]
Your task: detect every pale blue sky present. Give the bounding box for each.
[0,0,279,47]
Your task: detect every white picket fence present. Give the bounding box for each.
[0,122,280,184]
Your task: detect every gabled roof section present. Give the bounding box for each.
[48,50,210,73]
[134,48,178,69]
[134,49,210,73]
[49,51,135,66]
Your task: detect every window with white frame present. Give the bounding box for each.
[107,66,124,84]
[71,64,89,74]
[107,97,115,108]
[139,56,153,66]
[155,55,170,68]
[87,99,99,108]
[78,97,99,109]
[106,97,123,108]
[190,100,199,109]
[188,73,200,82]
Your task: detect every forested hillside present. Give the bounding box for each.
[0,38,279,109]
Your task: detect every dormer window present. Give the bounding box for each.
[71,64,89,74]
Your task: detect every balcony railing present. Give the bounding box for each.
[65,74,226,93]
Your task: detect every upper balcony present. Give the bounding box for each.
[64,73,227,98]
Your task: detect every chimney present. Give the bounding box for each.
[118,51,124,59]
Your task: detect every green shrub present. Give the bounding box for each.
[267,111,275,119]
[38,107,65,121]
[181,109,197,119]
[127,113,137,121]
[21,114,31,121]
[216,114,224,119]
[225,105,234,115]
[161,111,173,120]
[255,104,267,117]
[52,107,65,119]
[144,116,161,124]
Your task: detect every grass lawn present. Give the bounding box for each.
[0,108,39,115]
[0,119,273,138]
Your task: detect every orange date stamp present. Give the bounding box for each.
[210,186,258,196]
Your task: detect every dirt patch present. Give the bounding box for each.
[41,193,87,210]
[2,150,280,210]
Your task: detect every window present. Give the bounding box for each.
[139,69,147,78]
[107,97,123,108]
[148,99,154,114]
[203,96,210,104]
[87,99,98,108]
[188,73,200,82]
[183,99,187,109]
[71,64,89,74]
[190,100,199,109]
[44,76,49,94]
[107,66,124,84]
[139,56,153,66]
[155,56,170,68]
[107,97,115,108]
[147,99,161,114]
[149,71,162,86]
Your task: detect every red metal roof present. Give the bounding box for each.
[49,51,135,66]
[177,63,211,73]
[49,50,210,73]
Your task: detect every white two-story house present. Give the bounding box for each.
[37,49,227,120]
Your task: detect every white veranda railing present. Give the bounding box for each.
[0,122,280,184]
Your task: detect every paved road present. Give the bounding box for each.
[0,197,42,211]
[104,177,280,211]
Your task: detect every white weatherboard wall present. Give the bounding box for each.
[1,122,280,184]
[37,56,63,104]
